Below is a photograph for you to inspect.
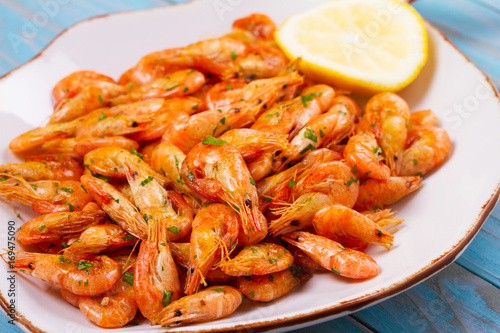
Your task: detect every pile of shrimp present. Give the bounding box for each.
[1,13,452,329]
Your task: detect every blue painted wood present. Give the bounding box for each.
[0,1,498,333]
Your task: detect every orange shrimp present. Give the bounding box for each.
[83,146,168,186]
[151,285,243,327]
[292,249,327,271]
[78,295,137,328]
[16,210,106,246]
[42,136,139,158]
[8,252,120,295]
[81,175,148,239]
[219,242,293,276]
[134,217,181,320]
[0,155,83,181]
[119,37,247,85]
[357,92,410,175]
[184,204,239,295]
[52,70,116,103]
[282,231,379,279]
[399,127,452,177]
[182,140,267,245]
[109,69,205,106]
[343,133,391,180]
[204,81,248,109]
[0,176,93,214]
[123,156,193,241]
[354,176,422,211]
[408,110,438,131]
[313,204,394,250]
[236,266,311,302]
[232,14,277,41]
[170,243,234,283]
[63,224,137,258]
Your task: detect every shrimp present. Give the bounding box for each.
[354,176,422,211]
[232,13,277,41]
[170,243,234,283]
[182,141,267,245]
[84,147,168,186]
[134,217,181,320]
[130,97,204,142]
[9,119,81,153]
[313,204,394,250]
[399,127,451,177]
[0,176,93,214]
[8,252,120,295]
[78,295,137,328]
[52,70,116,103]
[237,266,311,302]
[81,175,148,239]
[408,110,438,131]
[357,92,410,175]
[292,249,327,271]
[123,156,193,241]
[119,37,247,85]
[343,133,391,180]
[219,128,289,164]
[151,285,243,327]
[42,136,140,158]
[109,69,205,106]
[16,210,106,246]
[204,81,248,109]
[51,84,127,124]
[150,142,193,196]
[63,224,137,258]
[0,155,83,181]
[219,242,293,276]
[282,231,378,279]
[184,204,239,295]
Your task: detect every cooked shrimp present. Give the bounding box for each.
[84,146,168,186]
[354,176,422,211]
[110,69,205,105]
[282,231,378,279]
[120,37,247,85]
[151,285,243,326]
[134,218,181,320]
[78,295,137,328]
[124,156,193,241]
[42,136,139,158]
[182,141,267,245]
[237,266,311,302]
[52,70,116,103]
[81,175,148,239]
[399,127,452,177]
[0,176,92,214]
[343,133,391,180]
[204,81,248,109]
[184,204,239,295]
[313,204,394,250]
[63,224,137,258]
[8,252,120,295]
[408,110,438,131]
[170,243,234,283]
[232,13,277,41]
[16,210,106,246]
[51,83,127,124]
[357,92,410,175]
[0,155,83,181]
[9,119,81,153]
[292,249,327,271]
[219,242,293,276]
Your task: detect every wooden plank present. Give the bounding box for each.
[351,264,500,332]
[294,316,373,333]
[0,315,21,333]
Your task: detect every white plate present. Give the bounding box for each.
[0,0,499,332]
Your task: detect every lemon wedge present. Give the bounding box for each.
[275,0,428,95]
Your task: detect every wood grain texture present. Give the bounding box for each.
[0,1,498,333]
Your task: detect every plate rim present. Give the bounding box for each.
[0,2,499,332]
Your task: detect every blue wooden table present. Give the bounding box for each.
[1,0,499,332]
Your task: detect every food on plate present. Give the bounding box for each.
[2,11,450,329]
